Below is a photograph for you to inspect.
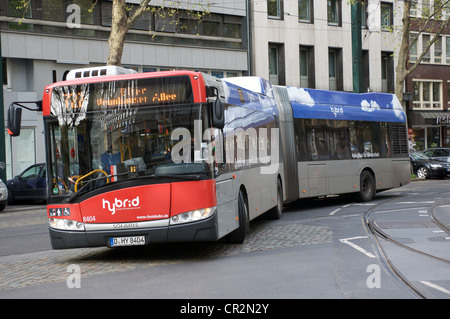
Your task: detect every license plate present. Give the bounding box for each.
[109,236,146,247]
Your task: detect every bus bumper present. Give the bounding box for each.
[49,214,219,249]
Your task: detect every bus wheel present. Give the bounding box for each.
[357,170,375,202]
[226,191,249,244]
[267,178,283,219]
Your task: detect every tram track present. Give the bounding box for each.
[363,194,450,299]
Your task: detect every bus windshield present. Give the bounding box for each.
[46,98,214,201]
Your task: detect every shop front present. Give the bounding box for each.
[409,111,450,151]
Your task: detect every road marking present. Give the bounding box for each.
[419,281,450,295]
[330,208,341,216]
[394,201,435,204]
[329,203,354,216]
[339,236,376,258]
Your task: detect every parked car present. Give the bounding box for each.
[7,163,47,204]
[0,179,8,211]
[423,148,450,174]
[423,147,450,162]
[410,152,447,179]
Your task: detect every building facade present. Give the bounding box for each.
[250,0,400,92]
[405,1,450,151]
[1,0,249,178]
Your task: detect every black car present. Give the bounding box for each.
[410,152,447,179]
[7,163,47,204]
[423,147,450,162]
[423,147,450,175]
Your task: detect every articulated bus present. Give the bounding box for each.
[270,85,411,203]
[7,67,410,249]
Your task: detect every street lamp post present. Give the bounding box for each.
[351,1,363,93]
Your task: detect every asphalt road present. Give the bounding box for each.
[0,179,449,302]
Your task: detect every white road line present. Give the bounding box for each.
[339,236,376,258]
[394,201,435,204]
[330,208,341,216]
[419,281,450,295]
[329,203,354,216]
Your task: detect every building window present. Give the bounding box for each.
[410,0,418,17]
[411,34,449,65]
[410,34,418,63]
[380,2,393,31]
[329,48,342,90]
[268,0,283,19]
[7,0,33,31]
[300,46,315,88]
[381,52,394,93]
[361,0,368,28]
[448,81,450,107]
[298,0,313,23]
[413,80,443,109]
[327,0,340,26]
[446,36,450,64]
[269,43,285,85]
[422,34,431,63]
[2,58,7,86]
[434,36,442,63]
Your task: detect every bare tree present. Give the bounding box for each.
[395,0,450,103]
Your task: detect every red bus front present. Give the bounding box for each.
[44,71,221,249]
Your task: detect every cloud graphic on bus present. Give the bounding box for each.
[391,95,406,121]
[286,87,315,106]
[361,100,380,112]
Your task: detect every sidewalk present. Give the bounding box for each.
[3,203,46,213]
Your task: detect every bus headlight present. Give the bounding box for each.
[170,207,216,225]
[49,218,85,231]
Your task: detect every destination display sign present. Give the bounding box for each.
[50,75,193,116]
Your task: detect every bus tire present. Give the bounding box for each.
[357,170,375,202]
[266,178,283,219]
[226,191,249,244]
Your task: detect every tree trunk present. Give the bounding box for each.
[394,0,411,105]
[107,0,151,66]
[107,0,128,66]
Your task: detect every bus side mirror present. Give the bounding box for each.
[7,104,22,137]
[211,97,225,130]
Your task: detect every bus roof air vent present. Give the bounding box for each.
[65,66,137,81]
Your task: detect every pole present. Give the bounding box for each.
[0,30,6,182]
[351,1,363,93]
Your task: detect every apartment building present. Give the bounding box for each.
[1,0,249,178]
[251,0,400,92]
[405,1,450,150]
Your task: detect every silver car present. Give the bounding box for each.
[0,179,8,211]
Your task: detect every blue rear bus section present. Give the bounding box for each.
[287,87,406,123]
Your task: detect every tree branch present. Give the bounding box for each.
[127,0,151,29]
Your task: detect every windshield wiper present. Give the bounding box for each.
[66,176,109,203]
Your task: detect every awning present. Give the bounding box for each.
[410,111,450,126]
